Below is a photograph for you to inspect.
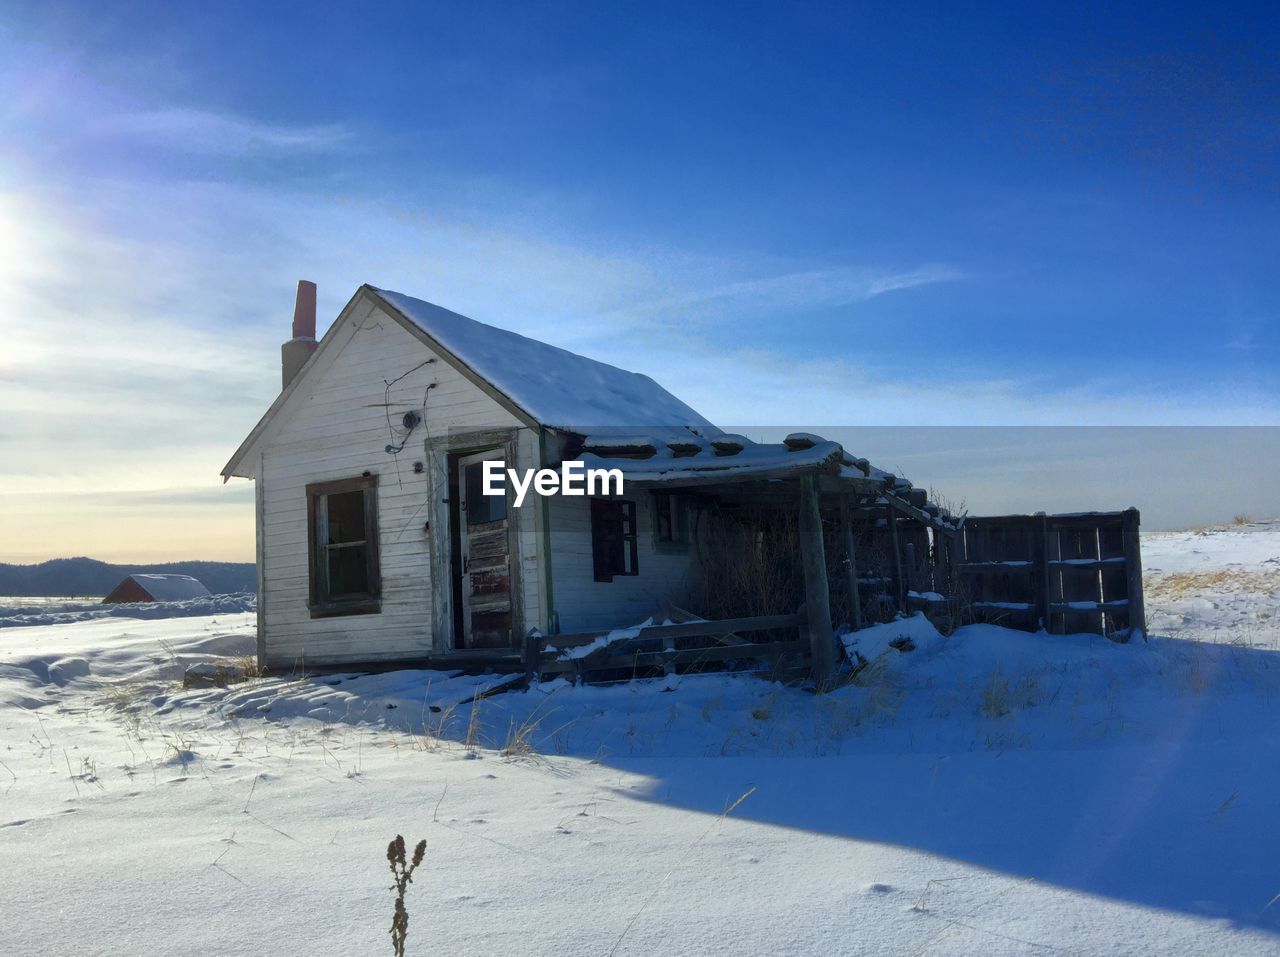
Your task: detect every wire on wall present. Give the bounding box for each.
[382,358,436,488]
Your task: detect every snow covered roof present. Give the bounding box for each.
[578,434,849,484]
[575,429,960,529]
[371,287,715,433]
[126,574,212,602]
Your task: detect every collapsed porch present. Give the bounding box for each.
[522,430,1147,688]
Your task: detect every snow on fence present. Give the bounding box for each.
[956,509,1145,639]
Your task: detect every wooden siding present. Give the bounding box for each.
[547,491,697,634]
[516,428,545,637]
[257,301,526,667]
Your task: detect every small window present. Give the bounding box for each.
[464,460,508,524]
[307,476,381,616]
[652,491,689,549]
[591,498,638,582]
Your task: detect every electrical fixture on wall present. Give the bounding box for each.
[384,385,435,455]
[382,361,436,455]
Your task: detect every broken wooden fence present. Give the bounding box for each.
[957,508,1145,639]
[523,613,809,686]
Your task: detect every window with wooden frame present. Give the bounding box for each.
[307,476,381,616]
[591,498,638,582]
[652,491,690,552]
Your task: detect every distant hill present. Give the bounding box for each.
[0,558,256,597]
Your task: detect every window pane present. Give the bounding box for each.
[655,494,673,541]
[327,544,369,597]
[591,498,638,581]
[308,476,380,611]
[326,490,366,545]
[465,461,507,524]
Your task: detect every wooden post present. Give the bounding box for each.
[839,495,863,631]
[799,474,836,689]
[1123,508,1147,640]
[944,529,960,633]
[939,527,950,595]
[886,502,905,612]
[1088,523,1105,636]
[654,602,677,678]
[1035,513,1051,634]
[522,628,543,688]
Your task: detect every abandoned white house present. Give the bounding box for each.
[224,282,1146,682]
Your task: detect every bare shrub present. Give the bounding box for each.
[844,535,898,626]
[691,500,966,637]
[691,507,804,620]
[928,488,969,521]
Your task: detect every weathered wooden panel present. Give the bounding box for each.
[468,609,513,648]
[468,524,510,561]
[958,511,1144,640]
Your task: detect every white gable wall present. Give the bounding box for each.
[257,300,529,667]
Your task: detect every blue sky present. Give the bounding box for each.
[1,2,1278,560]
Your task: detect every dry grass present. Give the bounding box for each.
[462,700,486,752]
[180,656,265,690]
[100,679,153,735]
[1182,652,1214,695]
[232,654,265,679]
[500,710,555,759]
[832,650,905,728]
[979,667,1041,718]
[1145,568,1280,601]
[846,648,893,688]
[980,669,1013,717]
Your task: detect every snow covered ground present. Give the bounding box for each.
[2,522,1279,955]
[1144,518,1280,650]
[0,593,256,629]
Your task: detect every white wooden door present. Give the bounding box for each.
[455,451,513,648]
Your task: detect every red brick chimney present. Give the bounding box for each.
[281,280,318,389]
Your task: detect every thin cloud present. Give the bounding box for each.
[582,341,1280,428]
[94,107,349,155]
[632,263,963,320]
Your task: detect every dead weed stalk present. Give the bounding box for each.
[386,834,427,957]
